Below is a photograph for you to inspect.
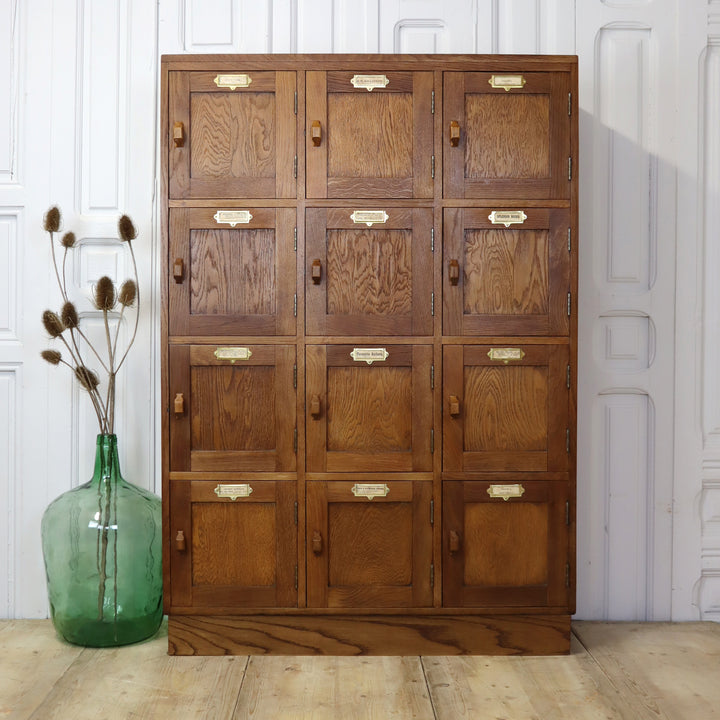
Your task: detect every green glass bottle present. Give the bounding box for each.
[41,434,163,646]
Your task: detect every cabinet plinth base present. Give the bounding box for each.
[167,613,571,656]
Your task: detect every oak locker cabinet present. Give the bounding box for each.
[161,54,578,656]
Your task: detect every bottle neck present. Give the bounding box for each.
[91,434,122,485]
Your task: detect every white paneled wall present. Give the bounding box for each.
[0,0,716,621]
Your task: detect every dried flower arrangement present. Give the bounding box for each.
[40,206,139,433]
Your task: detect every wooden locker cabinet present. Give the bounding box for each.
[162,54,577,656]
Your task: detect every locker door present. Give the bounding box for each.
[306,71,433,198]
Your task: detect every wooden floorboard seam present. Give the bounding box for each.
[229,656,251,719]
[419,656,440,720]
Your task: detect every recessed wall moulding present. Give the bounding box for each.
[0,214,18,341]
[596,313,655,372]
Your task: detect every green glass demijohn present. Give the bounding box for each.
[41,434,163,647]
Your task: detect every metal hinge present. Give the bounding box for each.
[294,90,298,115]
[294,427,298,453]
[430,428,435,454]
[567,292,571,316]
[566,364,570,389]
[568,92,572,117]
[566,428,570,453]
[294,364,297,389]
[430,564,435,588]
[293,155,298,178]
[294,293,297,317]
[565,563,570,588]
[295,565,298,590]
[431,155,435,178]
[294,226,297,252]
[431,364,435,389]
[431,292,435,316]
[294,501,298,525]
[565,501,570,526]
[431,227,435,253]
[568,156,572,181]
[567,228,571,253]
[431,90,435,114]
[430,499,435,525]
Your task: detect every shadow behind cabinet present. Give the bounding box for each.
[161,54,578,655]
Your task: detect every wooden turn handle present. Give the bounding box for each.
[449,121,460,147]
[449,530,461,554]
[312,530,323,555]
[310,394,321,419]
[174,393,185,415]
[173,258,184,283]
[311,259,322,284]
[175,530,186,552]
[448,395,460,417]
[173,121,185,148]
[311,120,322,146]
[448,259,459,286]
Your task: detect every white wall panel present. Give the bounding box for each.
[0,0,19,183]
[333,0,379,52]
[0,212,18,342]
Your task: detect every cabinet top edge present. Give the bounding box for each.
[160,53,578,71]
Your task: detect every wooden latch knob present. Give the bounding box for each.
[448,259,460,286]
[311,259,322,284]
[449,121,460,147]
[173,121,185,148]
[174,393,185,415]
[448,395,460,417]
[311,120,322,146]
[310,394,321,419]
[173,258,185,283]
[175,530,186,552]
[312,530,323,555]
[449,530,461,554]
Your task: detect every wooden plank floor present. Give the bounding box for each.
[1,620,719,719]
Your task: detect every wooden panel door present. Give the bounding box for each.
[169,208,296,336]
[443,71,571,199]
[168,71,296,199]
[306,345,433,472]
[306,480,433,608]
[443,345,569,472]
[306,71,433,198]
[443,480,569,608]
[169,345,296,472]
[170,479,296,608]
[443,208,570,336]
[306,207,433,335]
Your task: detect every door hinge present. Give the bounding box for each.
[568,156,572,181]
[431,364,435,389]
[565,563,570,588]
[430,428,435,454]
[431,292,435,316]
[431,227,435,253]
[431,90,435,114]
[430,499,435,525]
[568,92,572,117]
[431,155,435,178]
[566,364,571,389]
[565,500,570,526]
[294,226,297,252]
[294,364,297,389]
[567,292,571,316]
[566,428,570,453]
[430,564,435,588]
[294,155,298,178]
[294,293,297,317]
[295,565,298,590]
[294,427,298,453]
[294,501,298,525]
[567,227,571,253]
[294,90,298,115]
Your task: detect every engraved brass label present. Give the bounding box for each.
[489,210,527,227]
[350,210,389,226]
[488,74,526,91]
[214,347,252,363]
[214,483,253,500]
[350,74,389,91]
[214,210,253,226]
[350,348,389,365]
[487,484,525,501]
[214,74,252,90]
[487,348,525,363]
[351,483,390,499]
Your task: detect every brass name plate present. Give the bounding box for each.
[350,210,389,226]
[214,74,252,89]
[214,347,252,362]
[214,483,253,500]
[489,210,527,227]
[487,348,525,363]
[214,210,253,226]
[487,484,525,501]
[350,348,389,365]
[352,483,390,499]
[350,74,389,91]
[488,74,526,91]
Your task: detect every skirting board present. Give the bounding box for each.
[168,614,571,656]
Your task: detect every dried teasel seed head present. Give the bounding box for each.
[61,301,79,329]
[41,349,62,365]
[42,310,64,338]
[60,231,76,248]
[44,206,61,233]
[94,276,116,310]
[117,214,137,242]
[118,279,137,307]
[74,366,100,391]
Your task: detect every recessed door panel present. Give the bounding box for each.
[306,345,433,472]
[169,208,296,336]
[170,479,296,608]
[444,72,570,199]
[169,345,296,472]
[169,71,296,198]
[307,480,433,608]
[306,71,433,198]
[443,480,569,608]
[443,345,568,472]
[306,208,433,335]
[443,208,570,336]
